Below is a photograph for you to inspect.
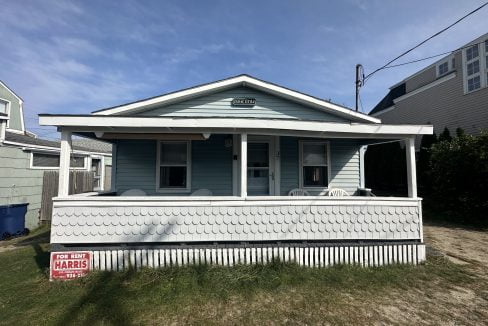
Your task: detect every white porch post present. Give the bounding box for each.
[240,133,247,198]
[58,130,72,197]
[405,137,417,198]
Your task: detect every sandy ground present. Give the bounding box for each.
[424,224,488,268]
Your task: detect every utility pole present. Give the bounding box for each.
[355,64,363,112]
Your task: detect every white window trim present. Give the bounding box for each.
[0,97,11,128]
[463,41,488,94]
[298,140,331,191]
[29,150,88,170]
[156,140,192,193]
[89,155,105,191]
[435,56,454,78]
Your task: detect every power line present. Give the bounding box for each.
[363,1,488,83]
[381,40,486,69]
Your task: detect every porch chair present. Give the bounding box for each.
[288,188,311,196]
[120,189,147,196]
[327,188,349,197]
[191,188,213,196]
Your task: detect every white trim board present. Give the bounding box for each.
[39,116,433,136]
[91,75,380,124]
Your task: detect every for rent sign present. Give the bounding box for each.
[50,251,91,280]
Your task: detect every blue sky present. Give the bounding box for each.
[1,0,487,139]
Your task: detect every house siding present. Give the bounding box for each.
[137,87,349,122]
[0,146,42,229]
[280,138,360,195]
[115,135,233,195]
[405,66,437,93]
[116,136,362,196]
[377,51,488,136]
[0,83,23,131]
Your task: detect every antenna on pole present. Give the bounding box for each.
[355,64,363,112]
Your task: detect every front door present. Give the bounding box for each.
[247,140,273,195]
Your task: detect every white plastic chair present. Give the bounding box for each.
[328,188,349,197]
[288,188,311,196]
[191,188,213,196]
[120,189,147,196]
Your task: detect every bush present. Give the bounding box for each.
[428,131,488,224]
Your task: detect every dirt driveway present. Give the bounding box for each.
[424,223,488,272]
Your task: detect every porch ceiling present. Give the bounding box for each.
[39,115,433,140]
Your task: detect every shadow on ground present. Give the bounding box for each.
[54,270,136,326]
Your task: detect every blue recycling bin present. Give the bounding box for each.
[0,203,28,240]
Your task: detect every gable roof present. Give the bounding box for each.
[93,74,380,124]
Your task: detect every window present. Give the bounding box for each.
[464,41,488,93]
[436,56,455,77]
[299,141,329,188]
[468,76,481,92]
[438,62,449,76]
[31,152,86,169]
[0,100,7,115]
[91,158,102,190]
[466,44,479,61]
[467,60,479,76]
[157,141,190,191]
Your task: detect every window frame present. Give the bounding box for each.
[435,55,455,78]
[90,155,105,191]
[29,151,87,170]
[298,140,331,190]
[156,140,192,193]
[463,41,488,94]
[0,98,11,128]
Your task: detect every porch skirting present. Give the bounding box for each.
[51,242,426,271]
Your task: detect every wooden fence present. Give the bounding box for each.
[40,171,94,223]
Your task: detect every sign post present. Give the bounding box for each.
[50,251,92,280]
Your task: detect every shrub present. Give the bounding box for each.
[429,131,488,224]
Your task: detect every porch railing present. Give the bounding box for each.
[50,196,423,245]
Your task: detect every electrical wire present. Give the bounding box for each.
[379,39,487,69]
[363,1,488,83]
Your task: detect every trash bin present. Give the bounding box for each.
[0,203,28,240]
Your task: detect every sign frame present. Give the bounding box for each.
[231,98,256,107]
[50,251,92,281]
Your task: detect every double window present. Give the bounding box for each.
[299,141,330,188]
[464,40,488,93]
[157,141,191,192]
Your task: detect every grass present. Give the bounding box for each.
[0,229,482,325]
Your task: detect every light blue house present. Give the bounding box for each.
[40,75,432,272]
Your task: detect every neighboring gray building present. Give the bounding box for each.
[370,33,488,137]
[0,80,112,229]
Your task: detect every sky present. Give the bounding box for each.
[1,0,487,140]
